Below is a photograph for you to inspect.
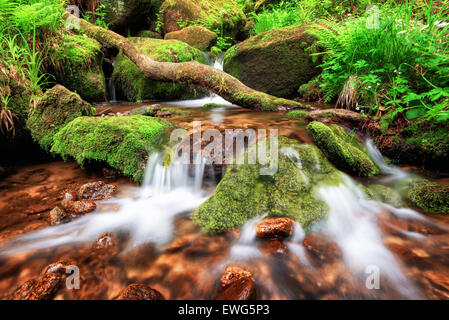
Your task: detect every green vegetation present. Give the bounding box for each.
[112,37,208,102]
[287,110,308,119]
[306,121,380,177]
[405,178,449,214]
[193,137,343,234]
[52,115,173,182]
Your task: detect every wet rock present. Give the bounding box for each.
[41,259,77,276]
[184,235,228,257]
[384,236,430,264]
[48,206,69,226]
[10,274,63,300]
[78,181,117,201]
[116,284,165,300]
[423,270,449,299]
[256,217,295,240]
[260,240,288,256]
[303,234,342,263]
[61,195,97,215]
[215,277,256,300]
[220,265,252,288]
[92,233,120,257]
[405,178,449,215]
[155,110,171,118]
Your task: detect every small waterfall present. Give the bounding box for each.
[108,78,116,103]
[317,175,421,298]
[0,152,209,255]
[161,54,235,108]
[366,139,409,180]
[229,215,266,260]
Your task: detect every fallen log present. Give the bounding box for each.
[68,14,304,111]
[305,108,362,123]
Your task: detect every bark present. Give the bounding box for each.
[305,109,362,123]
[69,14,304,111]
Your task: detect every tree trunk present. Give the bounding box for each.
[69,14,305,111]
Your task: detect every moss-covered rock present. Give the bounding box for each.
[49,35,106,102]
[193,137,344,234]
[104,0,162,34]
[362,116,449,171]
[361,184,403,208]
[159,0,246,37]
[112,37,207,102]
[26,85,96,151]
[164,26,217,51]
[405,178,449,215]
[51,115,173,182]
[223,25,320,98]
[287,110,308,120]
[306,121,380,177]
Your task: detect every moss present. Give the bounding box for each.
[203,103,225,110]
[51,115,173,182]
[287,110,307,120]
[307,121,380,177]
[369,184,403,208]
[223,25,320,98]
[164,26,217,51]
[26,85,96,151]
[405,178,449,215]
[298,76,323,101]
[112,37,207,102]
[49,35,107,102]
[159,0,246,38]
[193,137,344,234]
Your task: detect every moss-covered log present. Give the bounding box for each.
[68,14,303,111]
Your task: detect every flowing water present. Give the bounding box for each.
[0,59,449,299]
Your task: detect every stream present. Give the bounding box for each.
[0,61,449,300]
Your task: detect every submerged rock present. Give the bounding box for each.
[112,37,207,102]
[220,266,253,288]
[116,284,165,300]
[215,277,256,300]
[48,206,69,226]
[193,137,343,234]
[255,217,295,240]
[51,115,173,182]
[61,193,97,216]
[78,181,117,201]
[306,122,380,177]
[159,0,246,37]
[405,178,449,214]
[360,184,403,208]
[49,35,107,102]
[26,85,96,151]
[223,25,320,98]
[165,26,217,51]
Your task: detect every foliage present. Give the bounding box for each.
[83,2,109,29]
[308,1,449,122]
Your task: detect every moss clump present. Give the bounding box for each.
[287,110,308,120]
[49,35,107,102]
[307,121,380,177]
[112,37,207,102]
[367,184,403,208]
[223,25,320,98]
[203,103,225,110]
[298,76,323,101]
[164,26,217,51]
[26,85,96,151]
[193,137,344,234]
[159,0,246,38]
[405,178,449,215]
[51,115,173,182]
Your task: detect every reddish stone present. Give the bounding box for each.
[92,233,120,257]
[10,274,63,300]
[116,284,165,300]
[61,196,96,215]
[220,265,253,288]
[256,217,295,240]
[41,259,77,276]
[215,277,256,300]
[48,206,69,226]
[303,234,342,263]
[260,240,288,256]
[78,181,117,200]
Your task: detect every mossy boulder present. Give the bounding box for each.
[51,115,173,182]
[26,85,96,151]
[104,0,162,34]
[306,121,380,177]
[164,26,217,51]
[49,35,107,102]
[193,137,344,234]
[405,178,449,215]
[287,110,308,120]
[112,37,207,102]
[223,25,320,98]
[159,0,246,37]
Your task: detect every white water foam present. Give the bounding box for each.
[366,139,410,180]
